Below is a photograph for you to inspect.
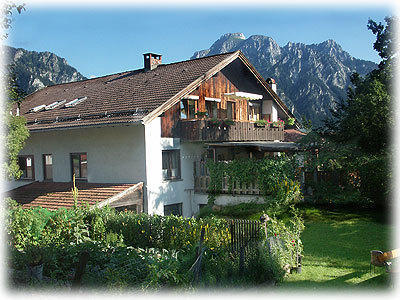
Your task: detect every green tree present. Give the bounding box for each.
[1,1,29,180]
[304,17,396,210]
[325,16,396,154]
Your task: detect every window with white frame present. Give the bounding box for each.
[162,150,181,180]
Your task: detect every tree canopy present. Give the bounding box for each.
[2,1,29,180]
[302,16,396,210]
[324,16,395,155]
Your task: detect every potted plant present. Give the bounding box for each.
[255,120,270,128]
[285,117,295,129]
[194,111,208,119]
[272,119,285,128]
[208,118,220,127]
[223,119,235,126]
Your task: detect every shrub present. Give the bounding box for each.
[205,155,303,210]
[7,201,302,288]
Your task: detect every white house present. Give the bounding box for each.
[7,51,304,217]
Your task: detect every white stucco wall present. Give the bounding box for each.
[13,124,146,184]
[144,117,206,217]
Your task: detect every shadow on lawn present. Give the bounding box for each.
[301,221,392,270]
[281,270,391,290]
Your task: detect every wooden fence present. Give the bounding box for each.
[229,219,263,254]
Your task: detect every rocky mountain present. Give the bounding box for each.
[192,33,378,126]
[3,45,87,95]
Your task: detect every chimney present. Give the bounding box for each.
[266,78,277,93]
[143,53,162,70]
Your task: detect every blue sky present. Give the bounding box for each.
[6,3,394,78]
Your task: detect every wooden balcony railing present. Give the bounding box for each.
[180,120,284,142]
[194,175,261,195]
[193,161,261,195]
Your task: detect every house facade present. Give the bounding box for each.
[7,51,304,216]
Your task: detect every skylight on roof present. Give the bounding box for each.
[45,100,66,110]
[64,97,87,108]
[29,104,46,113]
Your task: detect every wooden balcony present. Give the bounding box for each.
[194,175,261,195]
[180,120,284,142]
[193,161,260,195]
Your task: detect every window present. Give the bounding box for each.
[180,99,197,119]
[227,101,236,120]
[162,150,181,180]
[70,153,87,181]
[17,155,34,180]
[164,203,183,216]
[205,101,218,118]
[249,103,260,121]
[43,154,53,181]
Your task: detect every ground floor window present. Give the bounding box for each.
[70,153,87,181]
[162,150,181,180]
[17,155,34,180]
[164,203,183,216]
[43,154,53,181]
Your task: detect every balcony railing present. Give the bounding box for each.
[193,161,261,195]
[194,175,261,195]
[180,120,284,142]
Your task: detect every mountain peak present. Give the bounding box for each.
[4,45,87,94]
[191,34,377,126]
[220,32,246,40]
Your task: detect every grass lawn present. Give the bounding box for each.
[278,207,395,290]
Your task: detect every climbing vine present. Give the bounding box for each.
[205,155,303,210]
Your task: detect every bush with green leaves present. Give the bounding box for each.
[206,155,303,210]
[7,199,302,288]
[7,200,232,253]
[265,206,304,269]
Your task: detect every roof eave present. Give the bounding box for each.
[27,120,142,132]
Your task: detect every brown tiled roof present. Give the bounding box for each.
[19,52,237,131]
[6,181,136,210]
[284,129,306,143]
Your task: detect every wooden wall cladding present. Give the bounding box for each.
[161,71,251,138]
[161,102,180,137]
